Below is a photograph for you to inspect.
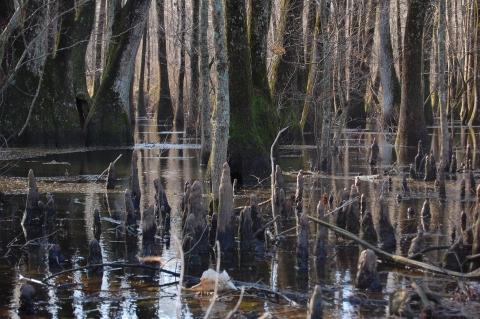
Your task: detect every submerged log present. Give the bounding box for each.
[355,249,382,292]
[217,163,235,251]
[346,185,360,235]
[314,201,327,259]
[142,205,156,245]
[360,210,377,246]
[188,181,209,254]
[22,169,43,226]
[18,283,35,314]
[376,196,396,250]
[130,150,141,209]
[307,285,323,319]
[296,211,309,271]
[105,162,115,190]
[369,137,379,165]
[88,238,103,273]
[239,207,253,251]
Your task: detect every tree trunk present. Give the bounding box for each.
[175,0,186,124]
[395,0,430,148]
[93,0,106,96]
[187,0,200,134]
[85,0,151,146]
[378,0,401,125]
[209,0,230,203]
[470,0,480,125]
[438,0,449,170]
[154,0,174,122]
[72,0,96,130]
[270,0,304,128]
[225,0,274,185]
[199,0,211,165]
[137,20,148,118]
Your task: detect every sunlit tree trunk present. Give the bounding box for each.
[85,0,151,146]
[175,0,186,124]
[438,0,449,169]
[187,0,200,134]
[137,20,148,118]
[209,0,230,202]
[395,0,430,147]
[93,0,106,96]
[378,0,401,125]
[199,0,211,165]
[470,0,480,125]
[154,0,174,122]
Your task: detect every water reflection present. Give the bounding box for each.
[0,120,479,318]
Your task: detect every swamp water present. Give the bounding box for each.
[0,119,479,318]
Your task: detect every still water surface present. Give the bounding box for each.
[0,120,478,318]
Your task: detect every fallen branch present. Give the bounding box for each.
[307,215,480,279]
[252,216,279,239]
[94,154,122,183]
[408,245,451,260]
[325,196,359,217]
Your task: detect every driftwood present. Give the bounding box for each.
[307,214,480,279]
[217,162,235,251]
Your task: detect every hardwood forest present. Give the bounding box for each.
[0,0,479,186]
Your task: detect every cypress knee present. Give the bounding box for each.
[355,249,382,292]
[216,163,235,251]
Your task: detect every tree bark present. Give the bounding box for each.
[209,0,230,202]
[378,0,401,124]
[85,0,151,146]
[470,0,480,125]
[395,0,430,148]
[72,0,96,130]
[93,0,106,96]
[154,0,174,122]
[137,20,148,118]
[438,0,449,170]
[199,0,211,165]
[187,0,200,134]
[175,0,186,124]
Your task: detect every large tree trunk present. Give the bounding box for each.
[199,0,211,165]
[154,0,174,122]
[24,0,84,146]
[378,0,401,125]
[438,0,449,169]
[72,0,96,130]
[175,0,186,124]
[137,20,148,118]
[209,0,230,202]
[85,0,151,146]
[187,0,200,134]
[225,0,274,185]
[395,0,430,148]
